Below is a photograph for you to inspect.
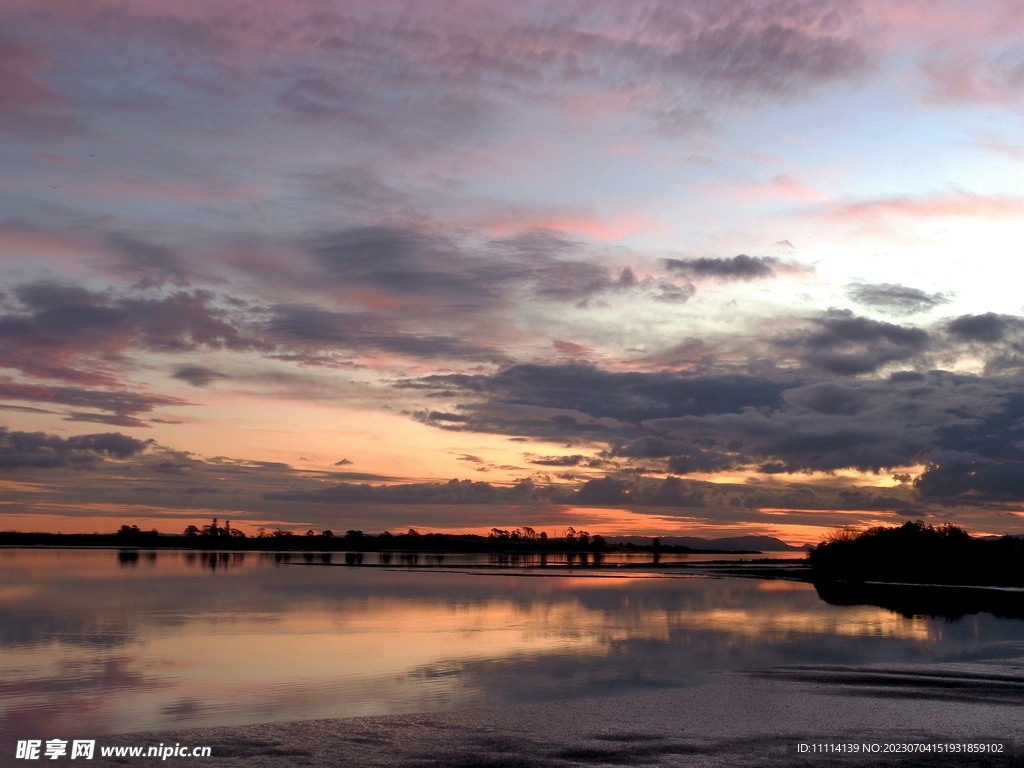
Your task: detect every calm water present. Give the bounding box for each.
[3,548,1024,738]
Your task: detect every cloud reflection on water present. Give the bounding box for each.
[2,549,1023,737]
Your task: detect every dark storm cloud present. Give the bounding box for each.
[911,391,1024,504]
[0,379,187,416]
[529,455,589,467]
[264,304,498,362]
[309,227,495,305]
[921,396,1024,497]
[13,283,100,312]
[946,312,1024,343]
[570,475,711,508]
[647,374,1018,476]
[785,309,930,374]
[846,282,952,314]
[0,232,773,390]
[573,475,630,504]
[171,366,229,387]
[267,477,542,506]
[720,375,1024,501]
[303,226,635,311]
[406,361,1024,504]
[662,254,778,279]
[412,364,789,423]
[531,262,617,302]
[1,268,524,380]
[610,435,690,459]
[0,403,55,414]
[268,471,906,512]
[0,282,260,384]
[489,233,680,305]
[915,454,1024,503]
[63,432,150,457]
[329,471,398,482]
[64,412,153,428]
[265,1,870,145]
[7,247,678,407]
[109,234,189,284]
[930,391,1024,463]
[0,427,149,468]
[665,450,736,475]
[2,0,873,158]
[266,473,713,509]
[407,365,790,445]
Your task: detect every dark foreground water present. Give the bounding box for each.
[3,548,1024,739]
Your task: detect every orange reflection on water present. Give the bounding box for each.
[0,549,1003,737]
[667,605,932,640]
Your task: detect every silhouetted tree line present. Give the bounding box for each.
[0,520,724,554]
[810,520,1024,587]
[1,518,769,558]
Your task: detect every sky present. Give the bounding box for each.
[2,0,1024,544]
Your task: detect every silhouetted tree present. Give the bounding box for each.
[823,526,860,544]
[810,520,1024,586]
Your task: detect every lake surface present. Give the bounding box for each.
[3,548,1024,739]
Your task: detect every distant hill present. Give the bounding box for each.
[606,535,810,552]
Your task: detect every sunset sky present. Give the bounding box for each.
[3,0,1024,543]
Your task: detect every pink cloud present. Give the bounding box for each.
[712,174,828,204]
[0,226,98,263]
[478,208,666,242]
[0,34,62,113]
[36,153,69,165]
[3,0,874,147]
[859,0,1024,106]
[0,378,187,415]
[553,340,594,356]
[918,50,1024,107]
[767,175,828,203]
[865,0,1024,42]
[828,193,1024,221]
